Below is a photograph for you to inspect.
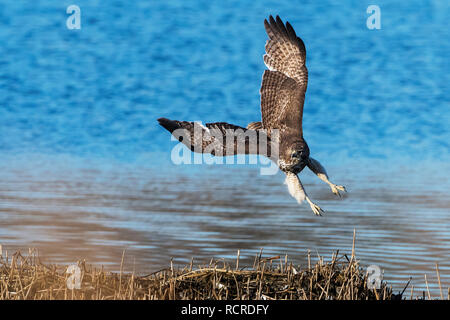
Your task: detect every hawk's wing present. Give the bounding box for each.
[158,118,271,156]
[260,16,308,136]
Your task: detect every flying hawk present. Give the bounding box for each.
[158,16,346,215]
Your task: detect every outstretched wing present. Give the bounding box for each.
[158,118,271,156]
[263,15,307,86]
[260,70,304,137]
[260,16,308,136]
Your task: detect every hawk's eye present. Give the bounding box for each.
[291,151,300,159]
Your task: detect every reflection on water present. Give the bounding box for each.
[0,156,448,296]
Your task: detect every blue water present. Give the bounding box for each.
[0,0,448,161]
[0,0,449,297]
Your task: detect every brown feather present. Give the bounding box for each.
[158,118,271,157]
[260,16,308,138]
[247,121,263,130]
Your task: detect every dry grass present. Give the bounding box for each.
[2,243,447,300]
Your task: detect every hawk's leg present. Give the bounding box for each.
[284,172,324,216]
[306,158,346,197]
[305,196,324,216]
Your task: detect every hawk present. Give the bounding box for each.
[158,16,346,215]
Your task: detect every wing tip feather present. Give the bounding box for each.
[158,117,180,133]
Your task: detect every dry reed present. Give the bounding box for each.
[0,246,446,300]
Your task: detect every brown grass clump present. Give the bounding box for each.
[0,245,446,300]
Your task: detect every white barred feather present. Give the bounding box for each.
[284,172,306,204]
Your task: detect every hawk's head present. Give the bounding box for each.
[278,139,310,174]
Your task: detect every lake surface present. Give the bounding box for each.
[0,0,449,297]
